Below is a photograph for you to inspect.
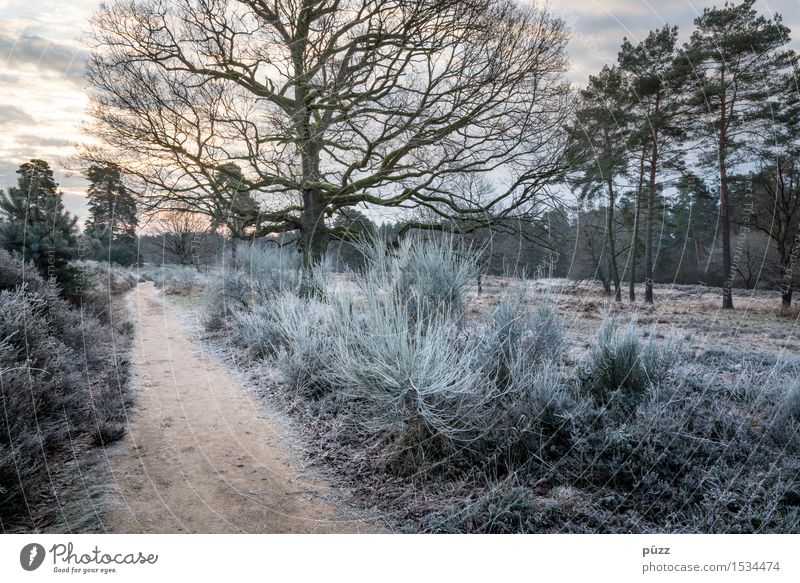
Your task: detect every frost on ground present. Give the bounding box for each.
[146,240,800,534]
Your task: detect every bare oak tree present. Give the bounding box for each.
[84,0,571,281]
[150,208,210,266]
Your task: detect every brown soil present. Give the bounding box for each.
[106,282,374,533]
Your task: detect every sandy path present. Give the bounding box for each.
[107,282,373,533]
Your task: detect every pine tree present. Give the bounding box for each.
[619,25,688,303]
[0,159,78,291]
[684,0,795,309]
[567,66,632,302]
[84,162,139,265]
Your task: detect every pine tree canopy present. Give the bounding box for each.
[0,159,79,291]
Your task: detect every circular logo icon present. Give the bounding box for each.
[20,543,46,571]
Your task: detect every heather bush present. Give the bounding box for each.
[0,249,133,518]
[426,367,800,533]
[0,288,84,513]
[562,374,800,533]
[72,261,138,321]
[426,483,543,533]
[76,260,138,294]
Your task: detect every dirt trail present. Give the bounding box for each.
[107,282,373,533]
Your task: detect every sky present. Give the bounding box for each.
[1,0,799,222]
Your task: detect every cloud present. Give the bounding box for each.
[12,134,73,149]
[0,32,87,84]
[0,104,34,128]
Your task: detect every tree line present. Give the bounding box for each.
[567,0,799,309]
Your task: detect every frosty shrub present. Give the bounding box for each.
[503,359,572,431]
[583,317,680,401]
[73,261,138,321]
[141,264,206,295]
[785,379,800,420]
[230,304,282,358]
[425,482,544,533]
[0,250,134,517]
[237,244,301,301]
[204,269,253,330]
[274,294,341,394]
[323,287,489,466]
[565,373,800,533]
[232,291,342,394]
[484,293,564,384]
[398,237,477,322]
[76,260,138,294]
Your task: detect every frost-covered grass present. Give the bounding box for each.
[202,237,800,534]
[583,316,681,402]
[140,264,207,295]
[237,244,301,300]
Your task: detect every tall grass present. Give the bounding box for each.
[237,244,301,301]
[583,317,680,401]
[140,264,207,295]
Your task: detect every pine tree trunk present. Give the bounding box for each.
[780,254,794,311]
[719,173,734,307]
[644,162,656,304]
[630,149,645,302]
[601,274,611,295]
[606,179,622,302]
[645,105,660,305]
[718,82,734,310]
[782,286,793,310]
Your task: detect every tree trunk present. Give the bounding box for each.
[295,71,328,296]
[606,179,622,302]
[227,233,239,269]
[644,136,658,304]
[782,285,793,309]
[630,148,645,302]
[719,158,734,309]
[780,253,794,310]
[298,187,329,297]
[718,84,734,310]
